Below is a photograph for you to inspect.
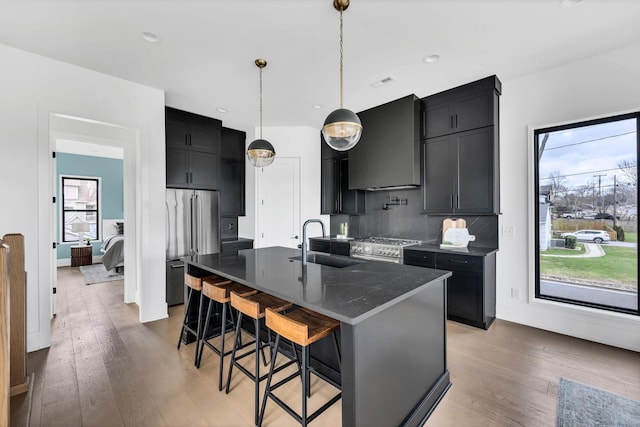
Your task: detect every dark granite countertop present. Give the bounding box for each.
[404,243,498,256]
[184,246,450,325]
[221,237,254,243]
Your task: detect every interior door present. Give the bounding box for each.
[257,157,300,248]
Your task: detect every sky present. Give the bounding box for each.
[538,117,637,199]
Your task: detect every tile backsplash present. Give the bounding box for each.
[330,188,498,249]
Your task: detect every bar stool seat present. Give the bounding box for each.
[258,307,341,427]
[177,273,230,365]
[197,279,258,390]
[226,292,295,425]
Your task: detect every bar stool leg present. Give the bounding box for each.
[177,287,193,350]
[196,298,214,368]
[254,317,261,425]
[194,291,205,365]
[301,345,308,427]
[225,312,244,394]
[217,300,228,391]
[257,334,281,427]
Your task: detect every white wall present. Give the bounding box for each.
[498,42,640,352]
[0,43,168,351]
[239,126,329,243]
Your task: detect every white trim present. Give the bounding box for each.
[522,114,640,352]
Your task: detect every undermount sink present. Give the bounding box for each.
[290,253,364,268]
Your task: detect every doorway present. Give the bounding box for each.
[46,113,139,320]
[257,157,301,248]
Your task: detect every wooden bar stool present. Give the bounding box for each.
[225,292,295,425]
[258,307,341,427]
[197,278,258,390]
[177,273,230,365]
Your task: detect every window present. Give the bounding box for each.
[534,113,639,315]
[61,177,100,243]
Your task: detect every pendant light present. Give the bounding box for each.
[322,0,362,151]
[247,58,276,167]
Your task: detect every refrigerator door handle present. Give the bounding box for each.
[194,193,199,254]
[189,194,195,255]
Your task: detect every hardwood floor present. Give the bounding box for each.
[11,266,640,426]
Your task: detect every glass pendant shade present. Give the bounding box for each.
[322,108,363,151]
[247,138,275,167]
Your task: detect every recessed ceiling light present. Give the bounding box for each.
[559,0,583,8]
[423,54,440,63]
[217,108,228,113]
[313,104,324,109]
[141,31,161,43]
[369,76,395,88]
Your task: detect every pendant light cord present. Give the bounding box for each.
[339,8,344,109]
[259,66,263,139]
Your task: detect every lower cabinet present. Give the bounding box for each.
[403,249,495,329]
[308,238,350,256]
[221,239,253,255]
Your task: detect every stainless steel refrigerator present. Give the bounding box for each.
[165,189,220,305]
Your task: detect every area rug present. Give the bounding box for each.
[79,264,123,285]
[557,378,640,426]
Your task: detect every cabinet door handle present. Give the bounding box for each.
[190,172,193,183]
[448,258,468,264]
[450,195,454,209]
[185,134,189,146]
[189,134,192,146]
[455,193,459,209]
[450,115,454,129]
[455,114,458,128]
[186,172,190,183]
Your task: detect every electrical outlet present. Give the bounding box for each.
[510,288,520,299]
[502,226,515,238]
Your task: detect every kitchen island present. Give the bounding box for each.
[184,246,451,427]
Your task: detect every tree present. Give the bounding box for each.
[617,159,637,187]
[547,171,568,206]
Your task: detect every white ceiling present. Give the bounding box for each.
[1,0,640,133]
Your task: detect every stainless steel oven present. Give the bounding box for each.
[350,237,421,264]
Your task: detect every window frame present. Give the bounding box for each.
[60,175,102,244]
[533,112,640,316]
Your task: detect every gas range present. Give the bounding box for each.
[350,237,421,264]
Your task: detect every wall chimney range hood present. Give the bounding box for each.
[348,94,421,191]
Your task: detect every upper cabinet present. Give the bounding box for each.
[220,127,246,217]
[422,75,501,215]
[421,76,501,139]
[348,95,421,190]
[165,107,221,190]
[423,127,498,214]
[321,137,365,215]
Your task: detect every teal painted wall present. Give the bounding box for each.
[57,153,123,259]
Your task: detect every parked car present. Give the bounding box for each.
[594,213,619,220]
[560,229,611,244]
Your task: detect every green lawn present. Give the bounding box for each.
[541,243,585,256]
[625,232,637,243]
[540,246,637,289]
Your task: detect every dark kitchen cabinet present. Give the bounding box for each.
[349,94,420,190]
[220,127,246,217]
[221,239,253,255]
[421,75,501,139]
[423,126,498,214]
[308,237,350,256]
[321,138,365,215]
[165,107,221,190]
[421,75,501,215]
[403,248,495,330]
